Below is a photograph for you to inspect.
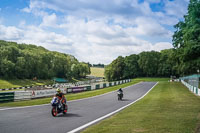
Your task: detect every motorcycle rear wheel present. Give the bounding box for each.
[51,107,58,117]
[63,104,68,114]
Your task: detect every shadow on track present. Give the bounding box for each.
[56,113,82,118]
[119,99,131,101]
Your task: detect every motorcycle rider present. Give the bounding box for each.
[118,88,123,93]
[55,88,67,109]
[117,88,123,99]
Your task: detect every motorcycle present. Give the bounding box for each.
[117,91,123,100]
[51,96,68,117]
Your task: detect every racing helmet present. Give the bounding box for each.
[56,88,61,92]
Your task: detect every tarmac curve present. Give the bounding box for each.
[0,82,157,133]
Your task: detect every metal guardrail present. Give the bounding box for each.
[0,79,131,103]
[0,92,15,102]
[181,80,200,96]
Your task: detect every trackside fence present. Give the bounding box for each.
[0,79,131,103]
[181,80,200,96]
[0,92,14,102]
[180,74,200,96]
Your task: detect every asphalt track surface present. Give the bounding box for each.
[0,82,157,133]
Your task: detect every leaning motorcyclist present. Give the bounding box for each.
[118,88,123,93]
[55,88,66,109]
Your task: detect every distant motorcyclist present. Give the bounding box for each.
[55,88,66,109]
[117,88,123,100]
[118,88,123,93]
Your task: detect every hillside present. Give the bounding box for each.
[0,40,90,80]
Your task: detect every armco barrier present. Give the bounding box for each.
[198,88,200,95]
[0,79,131,102]
[14,91,32,101]
[112,82,115,86]
[100,83,104,89]
[96,84,100,89]
[91,84,96,90]
[0,92,14,102]
[86,86,91,91]
[181,80,200,96]
[103,83,106,88]
[109,82,112,86]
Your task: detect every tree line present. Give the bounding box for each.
[105,0,200,81]
[0,40,90,80]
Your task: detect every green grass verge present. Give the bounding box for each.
[82,81,200,133]
[134,77,169,82]
[0,80,140,107]
[0,79,53,90]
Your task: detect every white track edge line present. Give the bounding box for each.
[0,82,142,111]
[68,82,158,133]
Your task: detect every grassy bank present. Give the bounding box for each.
[89,67,105,77]
[134,77,169,82]
[0,79,53,90]
[82,81,200,133]
[0,80,139,107]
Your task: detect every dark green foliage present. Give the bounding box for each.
[105,50,175,81]
[93,63,104,68]
[172,0,200,75]
[138,51,160,77]
[123,54,140,78]
[105,56,125,81]
[0,40,90,79]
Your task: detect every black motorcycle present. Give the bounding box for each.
[51,97,68,117]
[117,91,123,100]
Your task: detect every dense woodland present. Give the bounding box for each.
[105,0,200,81]
[0,40,90,79]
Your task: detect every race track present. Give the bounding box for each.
[0,82,157,133]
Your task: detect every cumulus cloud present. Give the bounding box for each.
[164,0,189,18]
[151,42,173,52]
[2,0,189,64]
[132,17,172,37]
[40,13,57,27]
[0,25,23,40]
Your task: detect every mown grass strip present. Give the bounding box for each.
[0,79,53,90]
[0,80,139,107]
[89,67,105,77]
[82,81,200,133]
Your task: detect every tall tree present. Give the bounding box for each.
[138,51,160,77]
[172,0,200,75]
[123,54,141,78]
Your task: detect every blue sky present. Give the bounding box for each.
[0,0,189,64]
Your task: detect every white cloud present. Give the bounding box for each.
[19,20,26,27]
[0,21,174,64]
[132,17,172,37]
[2,0,189,64]
[151,42,173,52]
[164,0,189,18]
[21,7,31,13]
[0,25,22,40]
[40,13,57,27]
